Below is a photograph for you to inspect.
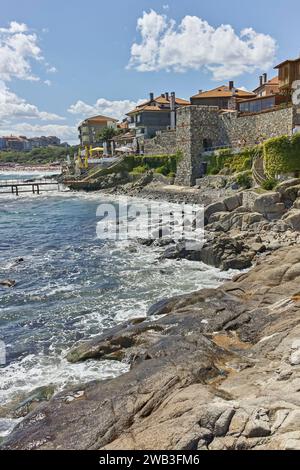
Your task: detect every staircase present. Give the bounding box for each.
[80,157,123,183]
[252,150,269,186]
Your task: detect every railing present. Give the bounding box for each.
[0,178,61,195]
[0,178,53,186]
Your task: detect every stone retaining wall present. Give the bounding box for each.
[175,105,295,186]
[144,129,177,155]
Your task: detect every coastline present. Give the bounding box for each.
[3,244,300,450]
[0,164,62,173]
[2,172,300,449]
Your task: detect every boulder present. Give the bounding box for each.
[253,193,285,220]
[242,212,265,228]
[293,198,300,209]
[204,202,227,224]
[276,178,300,192]
[283,210,300,232]
[0,279,16,288]
[279,185,300,208]
[223,194,243,212]
[242,191,261,210]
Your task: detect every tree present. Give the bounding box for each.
[97,127,119,142]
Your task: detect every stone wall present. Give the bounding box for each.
[175,105,296,186]
[175,106,224,186]
[221,106,294,147]
[144,129,177,155]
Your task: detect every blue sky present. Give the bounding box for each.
[0,0,299,143]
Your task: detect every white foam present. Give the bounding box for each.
[0,353,129,406]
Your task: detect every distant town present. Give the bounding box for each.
[0,135,70,152]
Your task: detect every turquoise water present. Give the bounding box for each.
[0,172,234,434]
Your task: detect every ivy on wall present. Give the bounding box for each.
[207,147,258,175]
[264,134,300,177]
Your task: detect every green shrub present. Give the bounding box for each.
[264,135,300,177]
[261,178,278,191]
[131,165,147,174]
[235,171,252,189]
[207,147,255,175]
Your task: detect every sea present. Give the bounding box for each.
[0,170,235,436]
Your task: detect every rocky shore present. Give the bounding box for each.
[2,175,300,450]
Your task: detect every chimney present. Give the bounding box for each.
[161,93,165,98]
[229,81,234,91]
[198,89,203,94]
[259,76,263,87]
[165,92,169,100]
[263,73,268,84]
[170,92,176,130]
[149,92,154,101]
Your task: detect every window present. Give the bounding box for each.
[239,97,275,113]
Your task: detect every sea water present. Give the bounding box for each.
[0,172,234,436]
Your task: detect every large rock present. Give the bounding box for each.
[160,236,255,270]
[242,191,261,210]
[223,194,243,212]
[276,178,300,193]
[0,279,16,288]
[279,185,300,208]
[204,202,227,224]
[283,209,300,232]
[253,192,285,220]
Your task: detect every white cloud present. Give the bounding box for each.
[0,21,68,138]
[0,21,44,82]
[68,98,143,120]
[0,21,28,34]
[46,65,57,73]
[162,4,169,10]
[0,81,64,121]
[0,122,77,141]
[128,10,277,80]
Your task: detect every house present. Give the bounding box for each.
[78,115,118,146]
[2,136,28,151]
[238,93,286,114]
[190,82,255,109]
[0,137,6,150]
[126,92,190,139]
[275,57,300,93]
[253,74,279,97]
[29,136,61,148]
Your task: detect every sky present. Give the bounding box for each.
[0,0,299,144]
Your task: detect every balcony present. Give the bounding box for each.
[128,123,137,129]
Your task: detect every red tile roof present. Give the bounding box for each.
[191,86,255,99]
[127,95,189,115]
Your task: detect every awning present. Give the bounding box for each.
[115,146,132,152]
[90,147,104,152]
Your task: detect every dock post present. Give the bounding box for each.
[32,185,35,194]
[15,186,19,196]
[37,185,40,195]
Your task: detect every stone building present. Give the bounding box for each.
[175,104,298,186]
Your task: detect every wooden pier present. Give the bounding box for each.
[0,179,62,196]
